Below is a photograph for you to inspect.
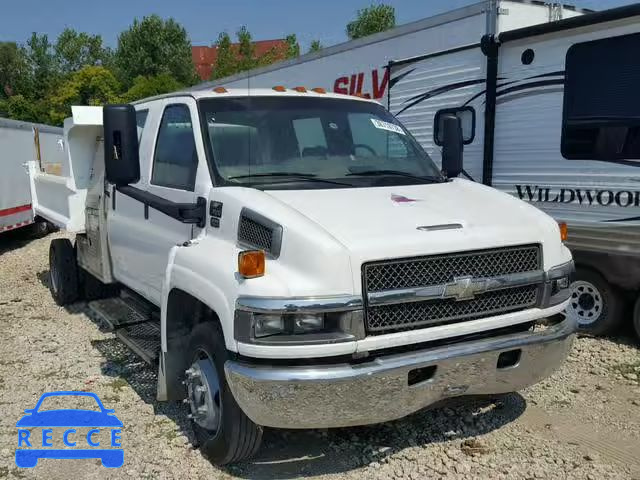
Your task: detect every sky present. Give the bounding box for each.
[0,0,636,51]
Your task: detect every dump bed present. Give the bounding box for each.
[28,107,103,233]
[0,118,64,233]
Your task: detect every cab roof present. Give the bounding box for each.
[133,87,380,106]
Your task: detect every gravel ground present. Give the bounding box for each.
[0,230,639,480]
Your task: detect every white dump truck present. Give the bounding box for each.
[29,88,575,464]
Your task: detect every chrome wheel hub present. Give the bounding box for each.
[184,356,221,431]
[567,280,603,326]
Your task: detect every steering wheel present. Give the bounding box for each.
[353,144,377,156]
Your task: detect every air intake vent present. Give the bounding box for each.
[237,208,282,258]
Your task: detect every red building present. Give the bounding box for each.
[192,39,289,81]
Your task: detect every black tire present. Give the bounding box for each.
[186,322,262,465]
[28,221,50,238]
[633,296,640,341]
[79,268,119,301]
[567,267,623,336]
[48,238,79,306]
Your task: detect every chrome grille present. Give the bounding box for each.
[364,245,540,292]
[363,245,542,335]
[238,214,274,252]
[366,285,539,333]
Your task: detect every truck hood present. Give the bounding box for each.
[266,179,564,271]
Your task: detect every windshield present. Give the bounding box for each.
[199,96,443,189]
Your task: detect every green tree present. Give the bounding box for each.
[115,15,197,87]
[26,32,59,93]
[0,94,47,123]
[48,65,120,125]
[0,42,32,98]
[308,40,323,53]
[55,28,112,74]
[285,34,300,59]
[235,26,256,72]
[123,74,182,102]
[346,4,395,40]
[211,32,236,80]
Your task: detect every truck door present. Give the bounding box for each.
[108,98,208,304]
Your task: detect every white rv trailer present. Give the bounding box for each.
[386,4,640,337]
[195,1,587,101]
[0,118,64,236]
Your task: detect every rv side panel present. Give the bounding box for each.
[492,17,640,257]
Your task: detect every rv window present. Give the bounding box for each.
[433,107,475,146]
[562,32,640,162]
[151,104,198,190]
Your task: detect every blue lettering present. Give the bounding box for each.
[42,429,53,447]
[111,429,122,447]
[86,429,100,447]
[63,429,76,447]
[17,429,31,447]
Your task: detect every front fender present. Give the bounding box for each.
[160,237,242,353]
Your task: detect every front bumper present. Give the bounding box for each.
[225,315,576,428]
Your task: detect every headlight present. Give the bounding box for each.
[293,314,324,333]
[542,261,575,307]
[235,308,364,344]
[254,314,286,338]
[253,313,325,338]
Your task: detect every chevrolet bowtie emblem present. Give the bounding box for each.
[443,276,488,301]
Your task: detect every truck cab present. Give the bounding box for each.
[31,87,575,465]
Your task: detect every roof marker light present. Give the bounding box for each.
[272,86,287,92]
[311,87,326,94]
[293,86,307,93]
[213,87,227,93]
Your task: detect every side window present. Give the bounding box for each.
[562,32,640,162]
[433,107,475,146]
[292,117,328,156]
[151,104,198,190]
[135,109,149,141]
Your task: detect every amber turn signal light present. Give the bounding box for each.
[558,222,568,242]
[238,250,265,278]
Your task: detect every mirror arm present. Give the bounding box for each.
[116,186,206,228]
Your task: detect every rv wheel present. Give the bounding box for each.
[633,296,640,341]
[48,238,79,306]
[567,267,623,336]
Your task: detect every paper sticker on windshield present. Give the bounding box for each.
[371,119,405,135]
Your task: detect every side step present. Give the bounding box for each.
[88,295,153,331]
[115,321,160,364]
[87,293,160,365]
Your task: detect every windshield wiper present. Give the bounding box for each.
[228,172,353,187]
[346,170,442,183]
[228,172,317,179]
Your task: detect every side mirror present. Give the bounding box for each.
[103,104,140,186]
[441,114,463,179]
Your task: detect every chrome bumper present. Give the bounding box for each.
[225,315,576,428]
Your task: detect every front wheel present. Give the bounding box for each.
[185,322,262,465]
[566,267,623,336]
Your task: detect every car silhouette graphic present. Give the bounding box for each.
[15,391,123,468]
